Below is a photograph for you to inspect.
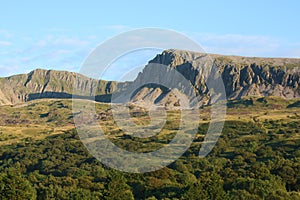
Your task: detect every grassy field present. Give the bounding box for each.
[0,96,299,146]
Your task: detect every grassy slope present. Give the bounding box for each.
[0,96,299,147]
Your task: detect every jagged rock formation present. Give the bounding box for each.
[128,49,300,108]
[0,49,299,106]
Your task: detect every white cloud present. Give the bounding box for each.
[43,28,71,32]
[0,41,12,46]
[0,32,97,77]
[19,49,72,64]
[35,40,47,47]
[0,30,13,38]
[53,38,89,46]
[104,25,131,32]
[0,65,20,77]
[19,36,90,55]
[189,32,286,57]
[277,46,300,58]
[12,35,91,62]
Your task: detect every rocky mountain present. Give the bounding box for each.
[128,49,300,108]
[0,49,299,106]
[0,69,123,105]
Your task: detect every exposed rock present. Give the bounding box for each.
[123,49,299,109]
[0,68,122,105]
[143,49,300,101]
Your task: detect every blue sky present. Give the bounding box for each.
[0,0,299,79]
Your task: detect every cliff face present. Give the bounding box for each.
[131,49,300,107]
[0,50,299,106]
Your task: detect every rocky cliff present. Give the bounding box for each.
[128,49,300,107]
[0,50,299,106]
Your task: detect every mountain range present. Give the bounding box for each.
[0,49,299,106]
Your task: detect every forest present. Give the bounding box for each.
[0,97,299,199]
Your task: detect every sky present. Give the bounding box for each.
[0,0,299,79]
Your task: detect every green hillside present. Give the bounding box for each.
[0,97,299,199]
